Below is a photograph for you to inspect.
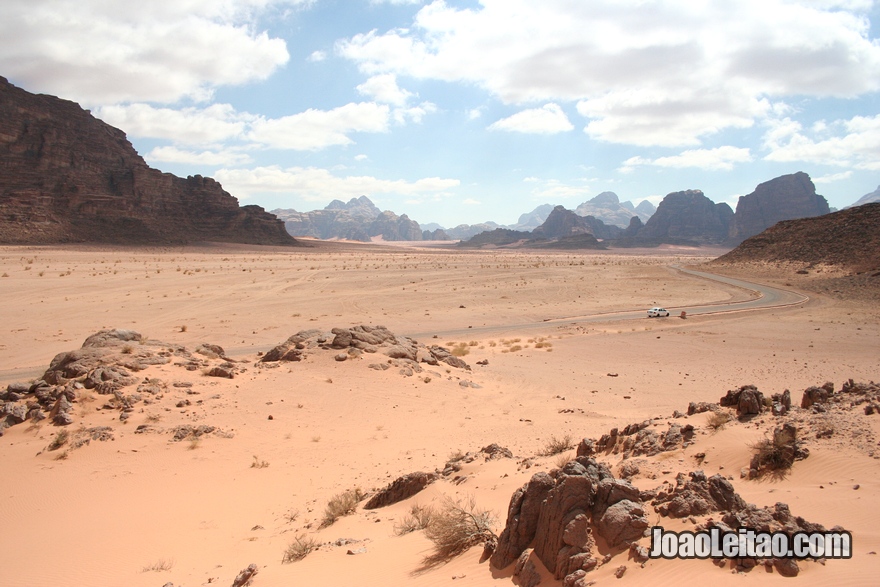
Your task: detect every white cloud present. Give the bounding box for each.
[0,0,306,105]
[393,101,437,124]
[763,114,880,170]
[813,171,854,183]
[620,146,753,172]
[339,0,880,147]
[214,165,459,200]
[462,198,481,205]
[95,101,395,152]
[527,179,591,201]
[248,103,391,150]
[146,146,254,166]
[308,50,328,62]
[488,103,573,134]
[357,73,414,106]
[94,103,253,144]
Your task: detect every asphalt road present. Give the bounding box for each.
[407,265,809,340]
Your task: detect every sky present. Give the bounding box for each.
[2,0,879,228]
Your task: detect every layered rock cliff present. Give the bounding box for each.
[728,172,829,244]
[633,190,733,245]
[0,76,297,245]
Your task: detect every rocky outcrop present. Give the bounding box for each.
[720,384,765,418]
[512,204,556,230]
[728,172,830,244]
[0,77,296,246]
[531,206,591,239]
[713,202,880,273]
[491,458,649,579]
[652,471,746,518]
[0,329,238,439]
[631,190,733,245]
[259,325,472,374]
[364,471,438,509]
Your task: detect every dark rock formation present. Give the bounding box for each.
[720,384,765,418]
[713,202,880,273]
[457,228,531,247]
[531,206,591,239]
[622,216,643,238]
[0,77,296,246]
[492,458,649,580]
[728,172,830,244]
[652,471,746,518]
[364,471,437,509]
[633,189,733,245]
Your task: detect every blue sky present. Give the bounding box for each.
[2,0,879,227]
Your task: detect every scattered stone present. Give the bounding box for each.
[614,565,627,578]
[231,563,258,587]
[773,557,799,577]
[204,366,234,379]
[334,353,348,362]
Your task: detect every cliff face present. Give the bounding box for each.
[635,190,733,245]
[0,77,296,245]
[728,172,829,244]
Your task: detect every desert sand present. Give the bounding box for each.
[0,241,878,587]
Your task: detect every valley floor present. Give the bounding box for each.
[0,243,877,587]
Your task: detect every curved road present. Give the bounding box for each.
[407,265,808,340]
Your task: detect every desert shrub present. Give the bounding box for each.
[508,345,522,352]
[282,535,318,563]
[121,344,134,354]
[542,433,574,456]
[553,451,572,469]
[750,425,798,476]
[321,488,364,527]
[48,429,69,451]
[141,559,173,572]
[394,503,437,535]
[706,411,732,431]
[423,496,496,563]
[451,343,470,357]
[251,455,269,469]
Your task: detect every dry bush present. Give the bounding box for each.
[554,451,572,469]
[423,495,496,563]
[750,426,798,476]
[542,434,574,456]
[282,535,318,563]
[251,455,269,469]
[141,559,174,572]
[451,343,470,357]
[121,344,134,354]
[706,410,732,431]
[508,345,522,352]
[394,503,437,536]
[321,488,364,527]
[48,429,69,451]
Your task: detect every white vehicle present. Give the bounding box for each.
[647,307,670,317]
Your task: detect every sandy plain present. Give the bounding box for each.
[0,241,878,587]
